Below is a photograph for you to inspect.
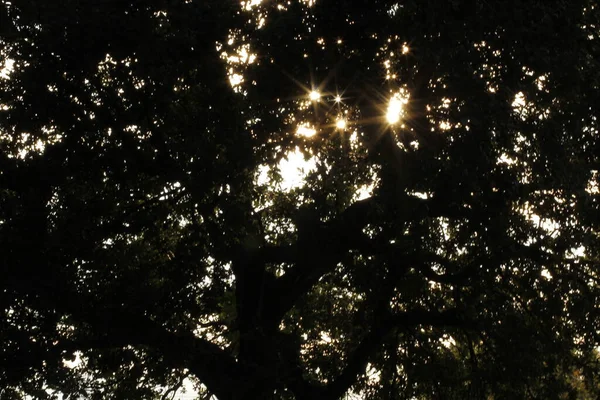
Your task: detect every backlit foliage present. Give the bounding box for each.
[1,1,599,399]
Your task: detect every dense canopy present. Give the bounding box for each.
[1,0,599,399]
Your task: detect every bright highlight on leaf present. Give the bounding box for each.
[309,91,321,101]
[386,93,407,124]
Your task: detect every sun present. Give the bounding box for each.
[386,93,406,124]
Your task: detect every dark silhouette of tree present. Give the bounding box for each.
[1,0,599,399]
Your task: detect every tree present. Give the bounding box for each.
[1,0,599,398]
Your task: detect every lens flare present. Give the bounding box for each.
[309,91,321,101]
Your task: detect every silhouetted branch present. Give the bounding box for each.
[62,301,241,400]
[161,372,190,400]
[324,308,475,399]
[268,196,377,321]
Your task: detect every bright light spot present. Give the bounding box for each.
[366,363,381,384]
[439,335,456,348]
[334,94,342,102]
[586,170,598,194]
[568,246,586,258]
[541,268,553,280]
[309,91,321,101]
[439,121,452,130]
[355,185,372,200]
[512,92,529,120]
[536,75,547,91]
[229,73,244,87]
[278,148,317,191]
[257,17,266,29]
[63,351,83,369]
[228,46,256,65]
[296,123,316,137]
[354,168,378,201]
[0,58,15,80]
[386,93,406,124]
[408,191,429,199]
[319,331,332,343]
[497,153,516,165]
[402,44,410,54]
[256,165,270,186]
[512,92,526,107]
[242,0,262,11]
[336,119,347,130]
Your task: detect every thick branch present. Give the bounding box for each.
[266,197,376,322]
[264,193,469,324]
[257,243,296,265]
[409,252,491,285]
[63,302,241,400]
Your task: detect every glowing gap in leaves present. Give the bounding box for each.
[297,123,317,137]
